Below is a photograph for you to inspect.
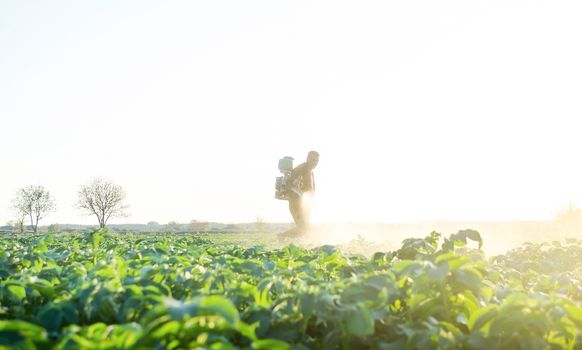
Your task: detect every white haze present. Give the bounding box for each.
[1,1,581,228]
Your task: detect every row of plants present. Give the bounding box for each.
[1,229,581,349]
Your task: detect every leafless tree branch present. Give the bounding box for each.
[76,178,129,228]
[11,185,56,233]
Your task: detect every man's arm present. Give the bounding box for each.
[287,163,306,196]
[304,170,314,193]
[287,163,305,183]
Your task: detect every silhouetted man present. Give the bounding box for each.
[280,151,319,238]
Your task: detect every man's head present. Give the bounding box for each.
[306,150,319,169]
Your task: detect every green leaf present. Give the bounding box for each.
[197,296,240,326]
[428,263,449,282]
[238,321,258,341]
[363,273,397,290]
[210,342,237,350]
[62,302,80,324]
[252,339,291,350]
[408,294,428,311]
[467,333,491,350]
[0,320,47,342]
[244,308,272,334]
[264,322,300,343]
[346,304,375,337]
[565,304,582,326]
[91,228,106,250]
[299,292,316,316]
[392,260,419,275]
[468,305,498,332]
[28,278,55,299]
[38,305,64,333]
[457,229,483,249]
[451,267,484,295]
[165,296,240,326]
[140,266,156,279]
[5,283,26,303]
[151,320,181,338]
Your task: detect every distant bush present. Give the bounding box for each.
[553,202,582,224]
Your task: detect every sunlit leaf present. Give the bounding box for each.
[5,283,26,303]
[468,305,498,332]
[252,339,290,350]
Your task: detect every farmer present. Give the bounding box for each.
[279,150,319,238]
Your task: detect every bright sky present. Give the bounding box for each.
[1,1,581,226]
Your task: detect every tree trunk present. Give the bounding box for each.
[33,214,40,233]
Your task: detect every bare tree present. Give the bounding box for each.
[166,221,181,232]
[5,220,19,233]
[12,185,56,233]
[77,178,128,228]
[6,218,26,233]
[9,217,26,233]
[15,217,25,233]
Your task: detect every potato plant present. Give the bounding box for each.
[0,229,581,349]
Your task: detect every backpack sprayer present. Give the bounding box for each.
[274,156,294,200]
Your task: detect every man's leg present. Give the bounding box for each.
[291,196,308,235]
[289,195,302,226]
[301,200,311,233]
[279,195,304,238]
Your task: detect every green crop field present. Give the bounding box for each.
[1,229,582,349]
